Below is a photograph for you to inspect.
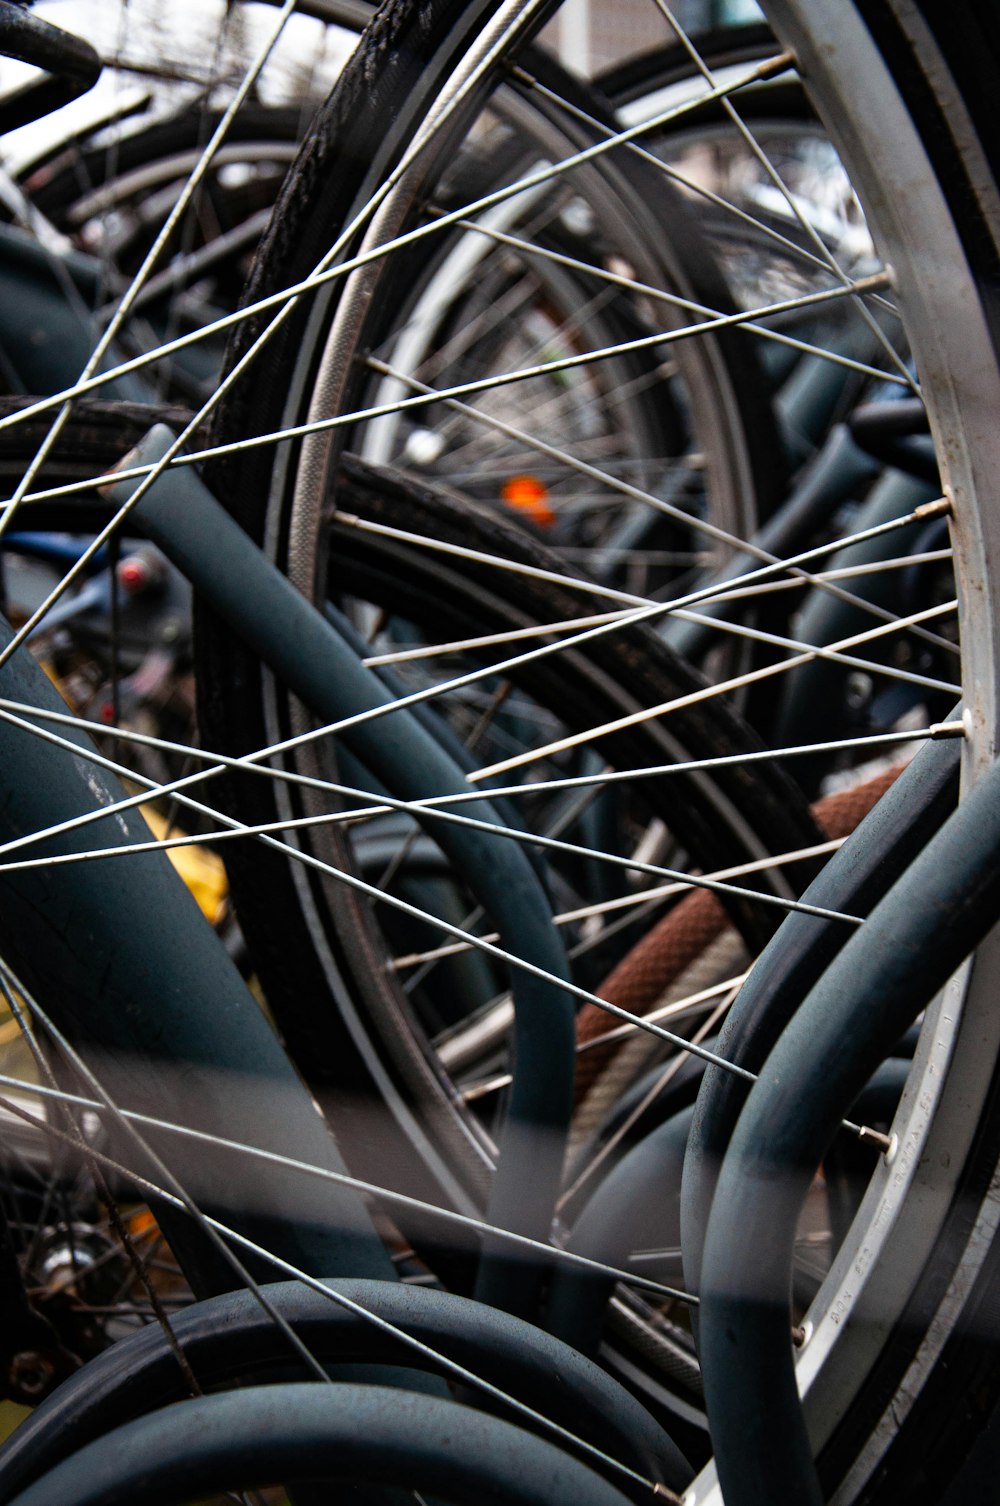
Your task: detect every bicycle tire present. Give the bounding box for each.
[3,1383,638,1506]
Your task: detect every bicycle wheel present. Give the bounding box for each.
[192,0,1000,1497]
[0,390,815,1433]
[1,0,364,411]
[198,449,821,1233]
[1,0,999,1498]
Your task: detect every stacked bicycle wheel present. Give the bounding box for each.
[1,2,1000,1503]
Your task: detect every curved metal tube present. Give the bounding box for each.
[681,729,959,1297]
[698,751,1000,1506]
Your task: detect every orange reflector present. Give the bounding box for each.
[500,475,556,528]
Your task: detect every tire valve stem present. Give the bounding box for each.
[791,1324,808,1349]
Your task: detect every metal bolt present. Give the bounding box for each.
[8,1349,56,1399]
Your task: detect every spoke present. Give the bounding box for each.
[7,403,949,669]
[391,838,846,972]
[3,223,891,667]
[96,211,273,322]
[363,612,637,665]
[179,266,894,458]
[3,1065,681,1501]
[471,597,958,781]
[0,697,857,928]
[0,49,802,436]
[447,211,906,387]
[704,548,952,598]
[362,360,957,658]
[656,4,918,393]
[0,259,892,534]
[553,839,844,926]
[520,64,899,317]
[447,968,752,1077]
[0,690,772,1082]
[0,974,354,1389]
[0,972,203,1396]
[333,510,649,606]
[671,605,958,698]
[333,511,960,684]
[0,0,301,550]
[579,971,751,1056]
[0,689,962,851]
[561,991,738,1208]
[0,1069,688,1309]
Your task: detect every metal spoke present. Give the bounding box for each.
[360,360,956,659]
[0,49,802,436]
[561,991,738,1208]
[0,0,300,550]
[471,597,958,781]
[655,3,918,392]
[0,689,962,855]
[333,510,960,683]
[447,211,906,386]
[519,63,898,317]
[0,697,857,929]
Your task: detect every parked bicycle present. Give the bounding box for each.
[0,2,997,1504]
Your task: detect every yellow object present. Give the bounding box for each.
[0,1401,32,1444]
[140,806,229,924]
[0,1017,22,1048]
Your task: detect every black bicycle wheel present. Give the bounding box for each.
[198,451,821,1230]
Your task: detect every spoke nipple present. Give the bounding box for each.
[7,1350,56,1400]
[915,497,952,520]
[855,269,894,294]
[754,50,796,81]
[651,1484,683,1503]
[856,1123,894,1155]
[930,720,967,740]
